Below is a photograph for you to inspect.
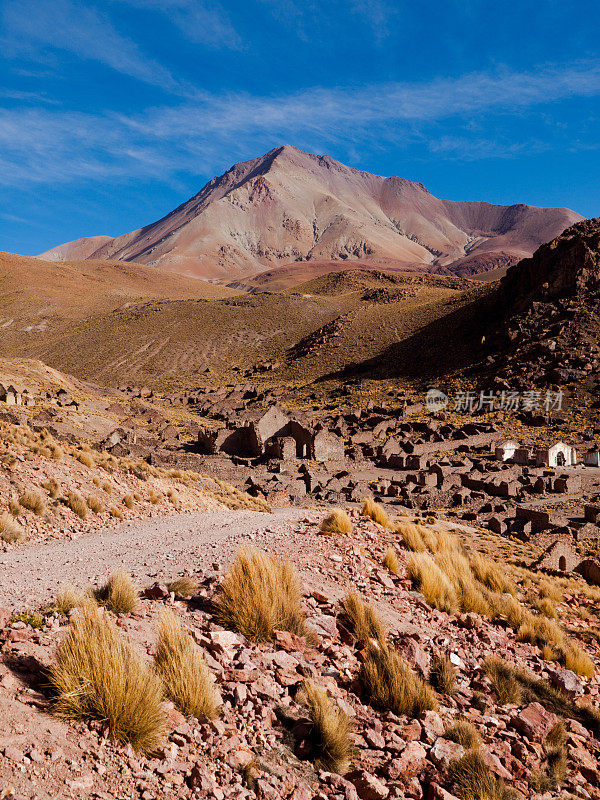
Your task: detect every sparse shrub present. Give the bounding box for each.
[483,657,522,705]
[429,655,457,695]
[530,721,568,792]
[395,521,426,552]
[87,495,103,513]
[9,611,44,629]
[122,493,134,509]
[110,506,124,519]
[488,592,524,628]
[67,491,88,519]
[435,550,489,616]
[49,443,63,460]
[536,597,557,619]
[360,645,438,717]
[9,499,20,516]
[539,579,563,603]
[155,610,221,719]
[19,490,46,516]
[448,751,515,800]
[383,546,400,575]
[76,451,95,468]
[341,589,387,647]
[517,613,565,650]
[297,680,353,773]
[93,477,101,487]
[148,490,161,505]
[50,605,165,753]
[406,552,458,613]
[320,509,352,535]
[361,498,390,528]
[0,512,25,543]
[445,718,482,750]
[103,481,113,494]
[95,571,139,614]
[166,576,198,597]
[215,548,306,642]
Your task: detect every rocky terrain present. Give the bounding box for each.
[38,145,581,280]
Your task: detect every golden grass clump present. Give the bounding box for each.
[87,495,103,513]
[50,605,165,753]
[76,450,95,468]
[96,571,139,614]
[360,645,438,717]
[0,512,25,544]
[66,491,88,519]
[382,546,400,575]
[445,718,482,750]
[470,552,516,595]
[148,490,161,505]
[215,548,306,642]
[435,550,489,616]
[110,506,124,519]
[361,498,390,528]
[406,552,458,613]
[122,493,135,509]
[43,477,60,498]
[341,589,387,647]
[395,520,426,552]
[539,579,563,603]
[51,585,94,615]
[19,490,45,516]
[320,509,353,535]
[562,642,595,678]
[166,576,198,597]
[536,597,558,619]
[448,751,514,800]
[297,680,353,774]
[530,721,568,792]
[483,657,522,705]
[429,654,457,695]
[155,611,221,719]
[517,613,565,651]
[102,481,113,494]
[488,592,524,629]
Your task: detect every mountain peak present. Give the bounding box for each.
[38,147,583,280]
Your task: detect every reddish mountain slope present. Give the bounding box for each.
[40,145,582,279]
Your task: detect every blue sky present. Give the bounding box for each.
[1,0,599,256]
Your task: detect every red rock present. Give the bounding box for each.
[397,720,422,741]
[392,741,427,774]
[363,729,386,750]
[547,666,584,697]
[348,770,389,800]
[429,737,465,768]
[512,702,559,742]
[420,710,445,739]
[273,629,306,651]
[0,608,10,630]
[144,582,169,600]
[427,784,460,800]
[290,782,313,800]
[479,750,513,780]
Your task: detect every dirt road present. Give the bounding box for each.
[0,508,308,609]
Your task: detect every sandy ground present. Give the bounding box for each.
[0,507,308,609]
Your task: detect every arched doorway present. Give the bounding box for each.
[556,451,566,467]
[559,555,567,571]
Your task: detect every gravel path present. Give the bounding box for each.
[0,508,307,609]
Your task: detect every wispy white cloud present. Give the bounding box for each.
[121,0,242,48]
[0,61,599,188]
[0,0,179,91]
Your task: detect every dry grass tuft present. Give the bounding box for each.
[483,657,522,705]
[110,506,124,519]
[395,521,426,552]
[382,546,400,575]
[536,597,557,619]
[539,580,563,603]
[360,645,438,717]
[0,512,25,543]
[87,495,103,513]
[215,548,306,642]
[470,552,516,595]
[517,613,565,651]
[42,478,60,498]
[66,491,88,519]
[445,718,482,750]
[51,585,94,615]
[50,605,165,753]
[19,490,45,516]
[448,751,515,800]
[166,576,198,597]
[122,493,135,509]
[562,642,595,678]
[76,450,95,468]
[429,655,457,695]
[155,610,221,719]
[148,490,161,505]
[406,552,458,613]
[96,571,139,614]
[297,680,353,774]
[341,589,387,647]
[320,509,352,535]
[361,498,390,528]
